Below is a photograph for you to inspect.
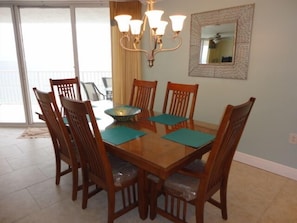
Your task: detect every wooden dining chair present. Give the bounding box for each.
[50,77,82,115]
[162,81,199,119]
[60,96,139,223]
[33,87,81,201]
[149,97,256,223]
[129,78,158,110]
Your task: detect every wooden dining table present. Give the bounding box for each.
[91,100,218,219]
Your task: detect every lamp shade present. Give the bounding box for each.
[169,15,186,32]
[129,20,143,35]
[156,21,168,35]
[115,15,132,32]
[145,10,164,29]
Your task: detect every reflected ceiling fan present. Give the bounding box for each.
[208,33,222,49]
[208,32,232,48]
[212,33,222,44]
[211,33,230,44]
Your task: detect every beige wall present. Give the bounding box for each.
[142,0,297,172]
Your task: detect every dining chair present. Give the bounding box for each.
[102,77,113,100]
[129,78,158,110]
[162,81,199,119]
[81,81,106,101]
[33,87,81,201]
[149,97,256,223]
[50,77,82,115]
[60,96,139,223]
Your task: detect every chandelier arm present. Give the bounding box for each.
[154,36,182,55]
[139,15,147,40]
[119,35,149,57]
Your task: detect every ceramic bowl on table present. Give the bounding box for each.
[104,105,141,121]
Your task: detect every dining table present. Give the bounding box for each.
[91,100,218,220]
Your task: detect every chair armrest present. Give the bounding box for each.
[35,112,45,121]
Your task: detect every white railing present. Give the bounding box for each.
[0,70,112,104]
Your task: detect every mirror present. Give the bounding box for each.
[188,4,255,80]
[200,23,236,64]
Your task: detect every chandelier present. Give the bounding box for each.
[114,0,186,67]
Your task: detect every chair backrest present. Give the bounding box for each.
[102,77,112,88]
[102,77,113,100]
[60,96,113,190]
[33,87,74,163]
[81,82,105,101]
[203,97,255,194]
[50,77,82,114]
[162,81,199,119]
[129,79,158,110]
[50,77,82,100]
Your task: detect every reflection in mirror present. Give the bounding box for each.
[200,23,236,64]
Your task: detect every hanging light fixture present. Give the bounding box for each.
[114,0,186,67]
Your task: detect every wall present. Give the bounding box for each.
[142,0,297,176]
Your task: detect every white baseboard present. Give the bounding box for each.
[234,151,297,181]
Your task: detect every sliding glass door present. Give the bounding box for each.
[0,7,26,123]
[21,8,75,122]
[0,3,111,126]
[76,7,112,99]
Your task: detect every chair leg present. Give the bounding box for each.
[82,184,89,209]
[220,184,228,220]
[138,169,148,219]
[195,199,205,223]
[55,158,61,185]
[71,166,78,201]
[149,178,160,220]
[82,171,89,209]
[107,192,116,223]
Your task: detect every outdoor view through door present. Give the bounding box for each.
[0,5,112,125]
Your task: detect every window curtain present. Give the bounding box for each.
[109,1,142,105]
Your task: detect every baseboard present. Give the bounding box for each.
[234,151,297,181]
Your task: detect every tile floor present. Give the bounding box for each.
[0,127,297,223]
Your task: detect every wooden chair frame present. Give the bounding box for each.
[129,79,158,110]
[150,97,256,223]
[61,96,139,223]
[33,87,81,201]
[162,82,199,119]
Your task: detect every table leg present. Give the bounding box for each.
[137,168,148,219]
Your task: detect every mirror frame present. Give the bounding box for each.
[188,4,255,80]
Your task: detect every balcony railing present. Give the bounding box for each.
[0,70,112,124]
[0,70,112,104]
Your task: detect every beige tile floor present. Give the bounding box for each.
[0,127,297,223]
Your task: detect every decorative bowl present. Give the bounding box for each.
[104,105,141,121]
